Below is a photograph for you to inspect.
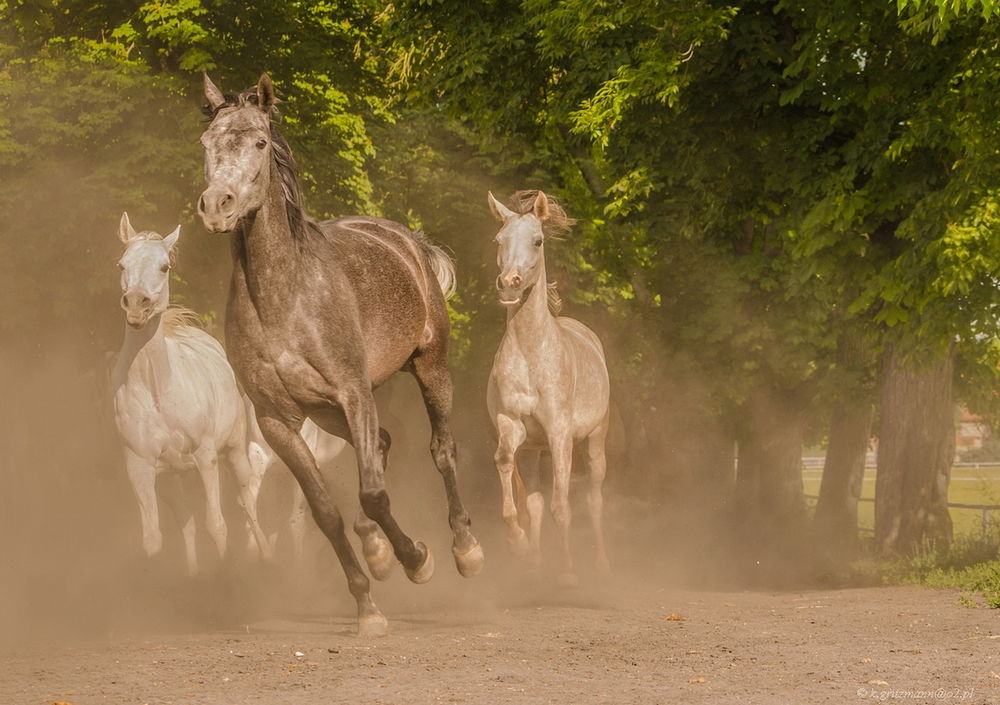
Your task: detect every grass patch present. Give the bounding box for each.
[852,538,1000,608]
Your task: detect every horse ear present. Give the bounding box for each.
[203,72,225,111]
[119,212,136,243]
[532,190,550,221]
[488,191,515,222]
[162,225,181,251]
[256,73,276,110]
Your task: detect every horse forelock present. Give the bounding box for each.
[124,231,178,266]
[507,190,575,239]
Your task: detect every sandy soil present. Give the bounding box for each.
[2,577,998,705]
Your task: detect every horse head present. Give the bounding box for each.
[198,73,278,233]
[116,212,179,328]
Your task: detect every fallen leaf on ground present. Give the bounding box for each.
[865,680,889,685]
[686,650,704,655]
[860,658,871,663]
[688,677,707,684]
[663,614,688,621]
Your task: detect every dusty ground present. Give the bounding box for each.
[2,576,998,705]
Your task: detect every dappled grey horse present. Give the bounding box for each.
[197,73,483,636]
[487,191,611,586]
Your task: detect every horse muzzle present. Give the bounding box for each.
[198,187,239,233]
[497,273,524,306]
[122,291,154,328]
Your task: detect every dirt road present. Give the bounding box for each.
[3,578,998,705]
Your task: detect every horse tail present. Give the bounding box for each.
[413,229,457,301]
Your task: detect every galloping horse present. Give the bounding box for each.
[111,213,270,576]
[197,73,483,636]
[487,191,611,586]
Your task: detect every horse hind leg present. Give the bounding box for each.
[160,472,198,576]
[519,449,544,569]
[585,417,611,575]
[226,443,273,562]
[353,428,394,581]
[259,414,387,637]
[409,350,483,578]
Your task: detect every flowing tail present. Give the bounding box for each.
[413,229,457,301]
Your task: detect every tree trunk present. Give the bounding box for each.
[736,384,809,530]
[815,331,875,551]
[875,345,954,555]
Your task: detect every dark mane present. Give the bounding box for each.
[507,190,575,239]
[202,88,322,244]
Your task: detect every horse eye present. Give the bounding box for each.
[256,138,268,149]
[534,238,543,247]
[117,262,124,270]
[160,264,170,273]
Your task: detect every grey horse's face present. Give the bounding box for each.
[198,74,276,233]
[488,191,549,306]
[117,212,179,328]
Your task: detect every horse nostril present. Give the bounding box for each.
[220,192,235,213]
[121,295,128,308]
[140,295,152,308]
[197,194,207,214]
[511,275,522,287]
[496,275,503,290]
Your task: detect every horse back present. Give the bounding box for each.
[317,216,442,384]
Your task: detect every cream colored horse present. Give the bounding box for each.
[487,190,611,586]
[111,213,269,575]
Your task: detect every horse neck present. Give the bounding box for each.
[233,160,300,309]
[505,258,558,346]
[113,312,170,393]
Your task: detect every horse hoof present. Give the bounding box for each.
[404,542,434,584]
[357,613,389,638]
[557,572,578,588]
[453,540,485,578]
[363,536,395,581]
[507,530,530,557]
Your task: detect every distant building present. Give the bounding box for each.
[956,407,988,456]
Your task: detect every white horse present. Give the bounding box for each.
[244,406,353,562]
[487,190,612,586]
[111,212,270,576]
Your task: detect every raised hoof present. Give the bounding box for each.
[357,613,389,638]
[557,572,579,588]
[363,537,395,581]
[404,542,434,585]
[453,540,485,578]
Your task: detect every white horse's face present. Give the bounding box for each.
[117,213,179,328]
[488,191,549,306]
[198,73,276,233]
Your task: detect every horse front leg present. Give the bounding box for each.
[124,449,162,558]
[548,430,576,586]
[257,413,387,637]
[192,445,227,560]
[340,390,434,585]
[495,414,530,555]
[411,356,483,578]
